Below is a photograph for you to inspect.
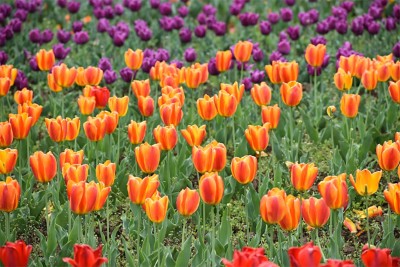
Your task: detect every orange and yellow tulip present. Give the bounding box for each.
[81,66,103,86]
[305,44,326,67]
[135,143,161,174]
[125,49,143,70]
[153,125,178,150]
[17,103,42,125]
[131,79,150,98]
[192,63,208,84]
[261,105,281,129]
[290,163,318,192]
[215,50,232,72]
[244,124,270,152]
[208,141,227,172]
[83,117,106,142]
[138,96,155,117]
[176,188,200,217]
[84,86,110,109]
[301,197,330,228]
[127,174,159,205]
[390,61,400,81]
[220,82,245,103]
[96,160,116,187]
[184,67,202,89]
[197,94,218,121]
[0,122,13,147]
[8,113,33,140]
[278,195,301,231]
[354,57,372,79]
[265,61,282,84]
[343,217,357,233]
[108,96,129,117]
[181,125,206,147]
[376,54,393,63]
[251,82,272,106]
[280,81,303,107]
[96,111,118,135]
[333,68,353,91]
[127,121,146,145]
[375,61,391,82]
[77,95,96,115]
[279,61,299,83]
[384,182,400,215]
[14,88,33,105]
[29,151,57,183]
[92,182,111,211]
[214,90,238,117]
[349,169,382,196]
[361,70,378,91]
[62,163,88,184]
[389,81,400,104]
[0,77,11,97]
[340,94,361,118]
[376,141,400,171]
[0,177,20,212]
[0,149,18,175]
[0,65,17,86]
[260,188,287,224]
[192,144,213,174]
[199,172,224,205]
[231,155,257,184]
[354,205,383,219]
[52,63,77,88]
[234,41,253,63]
[36,49,55,71]
[59,149,84,168]
[67,181,98,215]
[160,102,183,126]
[144,195,169,223]
[318,174,349,209]
[45,116,80,142]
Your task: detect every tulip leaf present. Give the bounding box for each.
[123,238,135,267]
[175,236,191,267]
[218,210,232,246]
[46,217,58,256]
[392,239,400,257]
[300,108,319,142]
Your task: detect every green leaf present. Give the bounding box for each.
[300,108,319,142]
[46,217,58,256]
[175,236,192,267]
[218,210,232,246]
[123,238,135,267]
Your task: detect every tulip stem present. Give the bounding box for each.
[232,116,236,156]
[240,64,244,85]
[365,187,371,248]
[245,186,250,243]
[288,107,295,161]
[61,92,65,117]
[107,198,110,253]
[267,224,273,259]
[181,217,186,249]
[116,124,121,166]
[313,71,318,117]
[202,202,206,242]
[155,223,161,267]
[18,140,22,186]
[315,228,326,262]
[45,184,50,233]
[211,206,216,264]
[136,207,141,266]
[4,212,9,241]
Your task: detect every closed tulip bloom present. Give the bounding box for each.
[153,125,178,150]
[127,120,146,145]
[340,94,361,118]
[30,151,57,183]
[131,79,151,98]
[0,149,18,175]
[8,113,33,140]
[384,182,400,215]
[92,182,111,211]
[290,163,318,192]
[260,188,287,224]
[199,172,224,205]
[301,197,330,228]
[78,95,96,115]
[62,163,89,184]
[334,68,353,91]
[280,81,303,107]
[279,61,299,83]
[361,70,378,91]
[0,77,11,97]
[45,116,67,142]
[265,61,282,84]
[144,195,169,223]
[108,96,129,117]
[68,180,98,214]
[197,94,218,121]
[390,61,400,81]
[234,41,253,62]
[52,63,77,88]
[376,54,393,63]
[158,90,185,107]
[261,105,281,129]
[125,49,143,70]
[214,90,238,117]
[96,111,118,134]
[14,88,33,105]
[185,67,202,89]
[75,67,86,86]
[305,44,326,67]
[48,72,63,92]
[127,174,159,205]
[192,144,213,173]
[0,122,13,147]
[176,188,200,216]
[36,49,55,71]
[0,177,20,212]
[208,141,227,172]
[354,57,372,79]
[339,55,359,76]
[63,244,108,267]
[135,143,161,174]
[138,96,155,117]
[288,242,322,267]
[375,62,392,82]
[181,125,206,147]
[192,63,209,84]
[0,240,32,267]
[231,155,257,184]
[251,82,272,106]
[278,194,301,231]
[245,124,270,152]
[389,81,400,104]
[17,103,42,125]
[376,141,400,171]
[216,50,232,72]
[318,173,349,209]
[86,86,110,109]
[160,102,183,126]
[0,65,17,86]
[83,66,103,86]
[361,247,397,267]
[220,82,245,103]
[96,160,116,187]
[395,132,400,142]
[349,169,382,196]
[83,117,106,142]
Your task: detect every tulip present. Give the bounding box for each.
[280,81,303,107]
[125,49,143,70]
[153,125,178,151]
[158,90,185,107]
[52,63,77,88]
[251,82,272,106]
[45,116,80,142]
[260,188,287,224]
[199,172,224,205]
[77,95,96,115]
[215,50,232,72]
[361,70,378,91]
[375,62,391,82]
[160,102,183,126]
[176,188,200,216]
[265,61,299,83]
[214,90,238,117]
[231,155,257,184]
[67,181,98,214]
[197,94,218,121]
[17,103,42,125]
[63,244,108,267]
[62,163,89,184]
[135,143,161,174]
[0,177,20,212]
[75,67,86,86]
[349,169,382,196]
[82,66,103,86]
[85,86,110,109]
[83,117,106,142]
[0,65,17,86]
[390,61,400,81]
[353,205,383,218]
[354,57,372,79]
[261,105,281,129]
[208,141,227,172]
[327,106,337,118]
[288,242,322,267]
[301,197,330,228]
[14,88,33,105]
[343,217,357,233]
[185,67,202,89]
[47,72,63,92]
[376,54,393,63]
[131,79,151,98]
[36,49,55,71]
[92,182,111,211]
[0,77,10,97]
[138,96,155,117]
[108,96,129,117]
[8,113,33,140]
[192,144,213,173]
[180,125,206,147]
[384,182,400,215]
[305,44,326,67]
[0,122,13,147]
[340,94,361,118]
[127,174,159,205]
[144,195,169,223]
[318,174,349,209]
[278,195,301,231]
[29,151,57,183]
[376,141,400,171]
[96,111,119,135]
[192,63,208,84]
[0,240,32,267]
[245,124,270,152]
[0,149,18,175]
[96,160,116,187]
[220,82,245,103]
[60,149,84,168]
[361,247,398,267]
[234,41,253,62]
[222,247,274,267]
[333,68,353,91]
[290,163,318,192]
[127,121,147,145]
[389,81,400,104]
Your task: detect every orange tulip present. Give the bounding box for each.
[343,217,357,233]
[354,57,372,79]
[77,95,96,115]
[375,61,392,82]
[215,50,232,72]
[361,70,378,91]
[231,155,257,184]
[127,174,159,205]
[279,61,299,83]
[220,82,245,103]
[127,120,146,145]
[0,177,20,212]
[301,197,330,228]
[45,116,80,142]
[390,61,400,81]
[158,91,184,107]
[149,61,167,81]
[83,117,106,142]
[29,151,57,183]
[389,81,400,104]
[144,195,169,223]
[138,96,155,117]
[125,49,143,70]
[0,65,17,86]
[192,144,213,174]
[92,182,111,211]
[260,188,287,224]
[361,247,398,267]
[280,81,303,107]
[82,66,103,86]
[305,44,326,67]
[108,96,129,117]
[96,160,116,187]
[0,122,13,147]
[340,94,361,118]
[75,67,86,86]
[180,125,206,147]
[395,132,400,142]
[214,90,238,117]
[349,169,382,196]
[384,182,400,215]
[185,67,202,89]
[17,103,42,125]
[208,141,227,172]
[318,173,349,209]
[376,141,400,171]
[84,86,110,109]
[199,172,224,205]
[197,94,218,121]
[290,163,318,192]
[96,111,118,135]
[131,79,150,98]
[160,74,180,88]
[354,205,383,219]
[192,63,208,84]
[67,181,98,214]
[59,149,84,168]
[52,63,77,88]
[376,54,393,63]
[278,195,301,231]
[36,49,55,71]
[153,125,178,150]
[135,143,161,174]
[176,188,200,217]
[14,88,33,105]
[333,68,353,91]
[234,41,253,62]
[261,105,281,129]
[0,77,11,97]
[251,82,272,106]
[244,124,270,152]
[62,163,88,184]
[326,105,337,118]
[160,102,183,126]
[0,149,18,175]
[337,54,358,75]
[62,244,107,267]
[8,113,33,140]
[265,61,282,84]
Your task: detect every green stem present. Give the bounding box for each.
[137,208,141,266]
[85,214,89,244]
[18,140,22,186]
[365,187,371,248]
[232,116,236,155]
[78,215,82,243]
[289,107,295,161]
[268,224,273,260]
[316,228,326,261]
[211,206,216,264]
[116,124,121,166]
[62,91,65,117]
[68,205,71,234]
[202,202,206,242]
[314,71,318,117]
[155,223,161,267]
[107,197,110,251]
[245,187,250,243]
[277,227,283,265]
[298,192,303,241]
[181,217,186,249]
[240,64,244,84]
[45,183,50,233]
[4,212,9,241]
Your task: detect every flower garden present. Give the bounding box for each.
[0,0,400,266]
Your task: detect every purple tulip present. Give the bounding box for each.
[173,16,185,30]
[239,12,259,27]
[194,25,206,38]
[335,20,348,34]
[307,65,322,76]
[141,57,156,73]
[268,12,280,24]
[367,21,380,35]
[280,8,293,22]
[113,31,126,46]
[368,5,382,20]
[212,22,226,36]
[127,0,141,12]
[393,4,400,20]
[156,48,170,62]
[150,0,160,9]
[97,18,110,33]
[9,19,22,33]
[56,29,71,43]
[385,17,396,31]
[29,29,41,43]
[0,4,12,17]
[269,51,285,63]
[203,4,216,16]
[90,0,102,8]
[229,3,243,16]
[279,31,288,41]
[170,59,183,69]
[340,1,354,12]
[103,6,114,19]
[103,0,113,6]
[14,70,28,90]
[350,17,364,36]
[286,25,300,41]
[242,77,252,91]
[179,28,192,43]
[57,0,67,8]
[332,7,347,20]
[0,50,8,64]
[310,36,327,45]
[392,42,400,58]
[29,57,39,71]
[250,70,265,83]
[52,43,71,60]
[159,2,172,16]
[184,48,197,62]
[252,46,264,62]
[72,21,83,32]
[277,40,291,55]
[208,57,220,76]
[114,4,124,15]
[178,6,189,17]
[259,20,272,35]
[322,54,330,69]
[98,57,112,71]
[197,12,207,25]
[67,1,80,13]
[308,9,319,24]
[73,31,89,44]
[285,0,296,6]
[120,67,134,82]
[14,9,28,21]
[2,26,13,40]
[104,70,117,84]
